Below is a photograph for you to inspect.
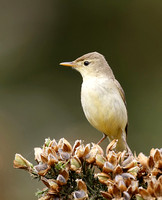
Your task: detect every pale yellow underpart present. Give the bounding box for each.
[81,77,128,151]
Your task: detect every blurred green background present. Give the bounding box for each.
[0,0,162,199]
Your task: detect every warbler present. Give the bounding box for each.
[60,52,131,152]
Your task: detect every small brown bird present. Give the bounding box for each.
[60,52,131,152]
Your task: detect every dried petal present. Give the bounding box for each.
[34,163,48,176]
[83,143,91,157]
[92,143,104,155]
[58,138,72,153]
[147,156,154,169]
[48,153,58,166]
[156,160,162,169]
[96,154,106,168]
[34,148,43,163]
[49,139,58,152]
[123,191,131,200]
[121,173,136,180]
[85,152,95,163]
[147,181,155,197]
[152,149,161,162]
[135,194,145,200]
[151,168,160,176]
[118,150,127,164]
[108,185,114,195]
[75,143,90,158]
[38,195,51,200]
[73,190,87,200]
[41,177,59,192]
[139,187,152,199]
[85,144,102,163]
[112,184,121,198]
[70,156,81,171]
[44,138,51,147]
[13,154,33,170]
[107,151,118,166]
[114,164,123,174]
[60,169,69,181]
[154,181,162,197]
[103,161,115,173]
[158,175,162,185]
[72,140,82,154]
[128,166,140,177]
[150,148,156,157]
[100,191,113,199]
[128,180,138,194]
[58,149,71,160]
[48,188,60,195]
[122,156,135,169]
[76,179,87,192]
[41,153,48,163]
[125,180,132,190]
[75,144,85,158]
[106,139,118,154]
[138,153,148,169]
[49,181,59,192]
[95,172,111,185]
[57,174,67,185]
[115,175,127,192]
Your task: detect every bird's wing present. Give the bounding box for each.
[114,79,127,106]
[114,79,128,135]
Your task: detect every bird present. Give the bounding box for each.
[60,52,131,152]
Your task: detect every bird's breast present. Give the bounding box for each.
[81,78,127,136]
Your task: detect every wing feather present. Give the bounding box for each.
[114,79,127,106]
[114,79,128,135]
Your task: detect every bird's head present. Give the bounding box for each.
[60,52,114,79]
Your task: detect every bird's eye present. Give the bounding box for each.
[84,61,90,66]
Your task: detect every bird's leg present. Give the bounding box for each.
[97,133,107,145]
[122,133,133,156]
[126,143,133,156]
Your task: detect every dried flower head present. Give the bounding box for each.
[13,138,162,200]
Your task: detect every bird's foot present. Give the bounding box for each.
[97,134,107,145]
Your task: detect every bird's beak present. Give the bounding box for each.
[60,61,76,67]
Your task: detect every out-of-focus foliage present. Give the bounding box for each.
[0,1,161,199]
